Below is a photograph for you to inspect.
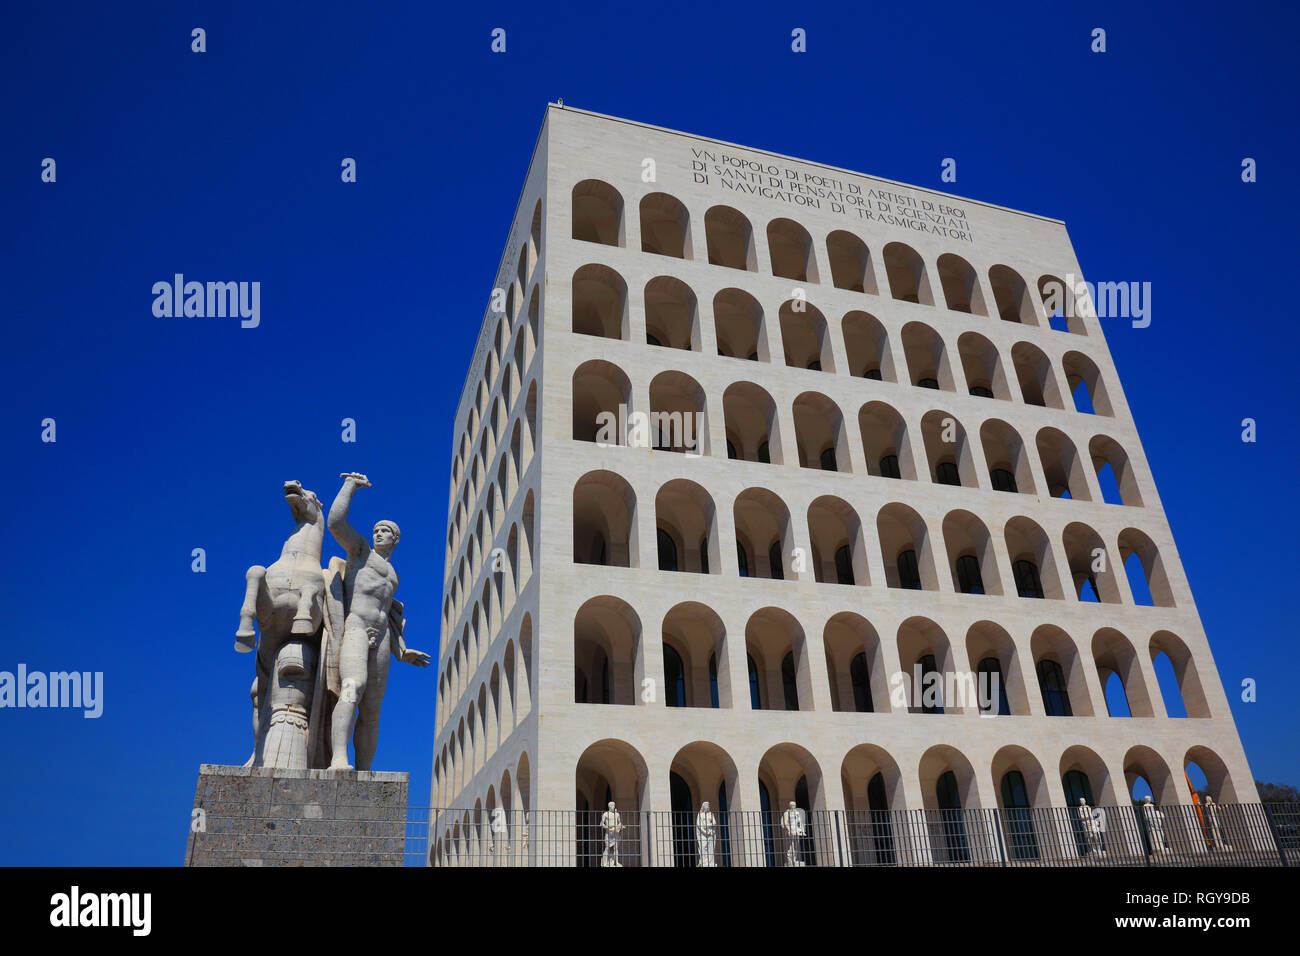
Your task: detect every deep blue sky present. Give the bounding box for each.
[1,1,1296,864]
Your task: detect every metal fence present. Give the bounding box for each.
[425,802,1300,868]
[185,801,1300,867]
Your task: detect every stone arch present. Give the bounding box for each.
[723,381,782,464]
[644,275,700,350]
[572,360,632,444]
[806,495,870,586]
[745,607,810,711]
[733,487,793,580]
[705,205,756,271]
[767,217,819,282]
[883,241,934,304]
[858,400,916,479]
[571,264,628,340]
[655,478,718,574]
[842,311,896,380]
[823,612,889,713]
[793,391,850,471]
[826,230,878,293]
[572,470,637,567]
[574,596,641,706]
[877,502,938,591]
[572,179,623,245]
[639,192,691,258]
[662,602,730,708]
[937,253,987,314]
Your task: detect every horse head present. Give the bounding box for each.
[284,480,323,527]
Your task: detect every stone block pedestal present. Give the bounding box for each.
[185,764,410,867]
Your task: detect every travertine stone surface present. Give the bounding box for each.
[185,764,409,867]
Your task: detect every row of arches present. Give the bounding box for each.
[575,367,1139,508]
[572,598,1207,720]
[432,739,1245,865]
[441,486,533,642]
[571,270,1110,412]
[451,197,543,496]
[434,618,534,797]
[447,337,538,567]
[439,492,536,713]
[573,471,1175,606]
[570,180,1087,334]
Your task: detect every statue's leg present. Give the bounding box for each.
[236,566,267,652]
[328,626,370,770]
[243,675,259,766]
[352,640,392,771]
[291,573,325,636]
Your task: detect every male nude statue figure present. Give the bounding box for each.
[326,473,430,770]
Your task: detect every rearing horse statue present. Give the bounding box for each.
[235,480,327,766]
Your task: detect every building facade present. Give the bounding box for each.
[427,104,1256,865]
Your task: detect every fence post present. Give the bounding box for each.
[833,811,844,867]
[1261,804,1289,868]
[991,809,1007,867]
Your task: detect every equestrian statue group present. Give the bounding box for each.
[234,473,429,771]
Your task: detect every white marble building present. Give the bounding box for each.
[426,104,1256,865]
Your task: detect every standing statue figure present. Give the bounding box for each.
[695,801,717,867]
[1076,798,1106,857]
[1203,795,1231,851]
[1142,795,1167,854]
[781,801,807,867]
[312,473,430,771]
[600,802,623,867]
[235,481,328,768]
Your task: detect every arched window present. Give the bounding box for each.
[737,540,750,577]
[664,645,686,708]
[936,770,968,862]
[657,528,678,571]
[700,537,710,575]
[670,770,694,866]
[918,653,943,714]
[879,454,901,479]
[1062,769,1094,806]
[715,783,732,866]
[757,441,771,464]
[990,468,1018,493]
[758,780,777,867]
[1013,559,1044,599]
[1000,770,1038,860]
[865,368,883,381]
[819,446,838,471]
[969,385,994,398]
[867,771,895,863]
[897,549,922,590]
[747,655,762,709]
[1037,659,1072,716]
[769,542,785,580]
[977,656,1009,715]
[709,654,720,709]
[935,461,960,486]
[850,652,873,712]
[781,652,799,711]
[956,554,985,595]
[834,545,855,586]
[918,377,940,389]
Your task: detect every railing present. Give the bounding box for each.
[185,801,1300,867]
[424,802,1300,868]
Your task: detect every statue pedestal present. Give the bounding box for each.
[184,764,410,867]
